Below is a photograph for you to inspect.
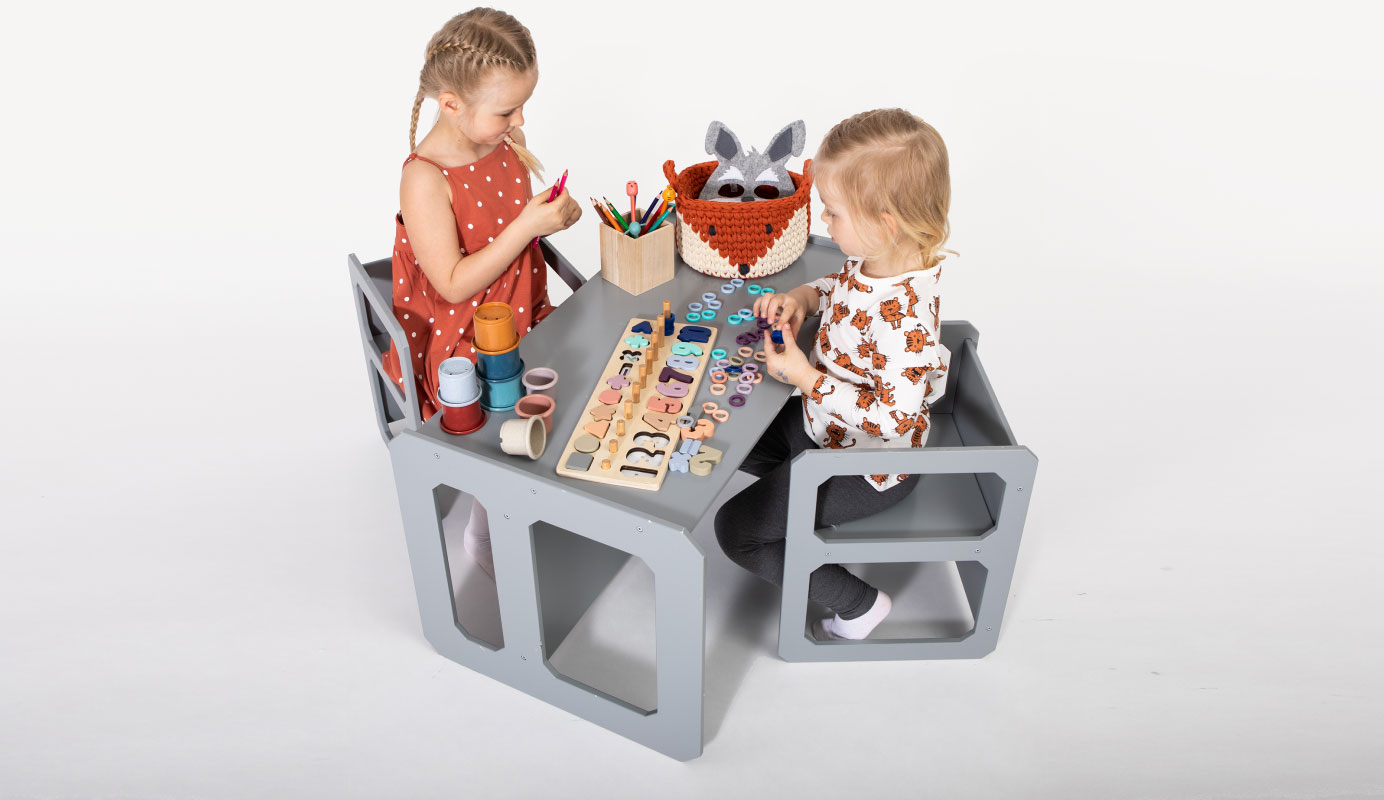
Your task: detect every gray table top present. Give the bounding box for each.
[412,233,849,534]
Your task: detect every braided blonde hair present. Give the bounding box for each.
[409,8,544,177]
[812,108,955,270]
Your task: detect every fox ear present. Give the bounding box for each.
[705,120,743,162]
[766,120,806,163]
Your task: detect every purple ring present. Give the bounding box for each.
[736,383,753,395]
[728,394,746,407]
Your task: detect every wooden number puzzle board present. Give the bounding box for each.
[555,316,719,491]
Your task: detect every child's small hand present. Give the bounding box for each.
[754,292,804,337]
[763,321,812,390]
[519,184,582,238]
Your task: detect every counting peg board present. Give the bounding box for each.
[555,316,719,491]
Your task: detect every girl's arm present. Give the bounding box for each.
[399,163,577,305]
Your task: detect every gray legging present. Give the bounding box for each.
[714,398,920,619]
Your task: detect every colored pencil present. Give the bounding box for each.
[646,202,676,233]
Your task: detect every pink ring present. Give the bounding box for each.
[742,363,759,374]
[754,373,763,384]
[736,383,753,395]
[709,383,726,396]
[737,346,754,358]
[754,351,767,362]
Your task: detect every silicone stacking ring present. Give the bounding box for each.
[738,372,755,384]
[706,298,722,310]
[754,350,767,362]
[738,308,754,318]
[760,287,775,294]
[702,292,716,303]
[728,356,744,366]
[721,283,736,294]
[736,382,753,395]
[756,320,771,330]
[688,302,703,312]
[731,278,745,287]
[737,346,754,358]
[702,309,717,319]
[726,314,742,324]
[676,416,695,429]
[702,403,730,422]
[754,373,763,383]
[728,394,746,406]
[710,370,728,384]
[742,363,759,374]
[715,358,732,369]
[725,365,742,375]
[686,312,702,322]
[746,284,762,295]
[710,383,726,396]
[710,348,727,360]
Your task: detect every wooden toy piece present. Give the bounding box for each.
[681,418,715,441]
[554,316,718,491]
[641,411,676,431]
[601,459,612,470]
[662,300,671,317]
[565,452,594,471]
[689,444,723,477]
[630,320,653,334]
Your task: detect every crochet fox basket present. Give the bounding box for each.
[662,158,813,280]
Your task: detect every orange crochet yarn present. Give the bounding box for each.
[662,159,813,280]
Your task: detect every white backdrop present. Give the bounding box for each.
[3,1,1382,797]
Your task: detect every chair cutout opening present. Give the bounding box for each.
[805,560,984,641]
[532,521,658,714]
[433,485,504,650]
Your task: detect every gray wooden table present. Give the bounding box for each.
[387,235,849,760]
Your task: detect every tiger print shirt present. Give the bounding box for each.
[800,257,951,491]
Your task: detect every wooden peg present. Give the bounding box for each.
[624,401,633,420]
[609,438,619,454]
[616,419,626,437]
[601,459,611,470]
[631,383,641,403]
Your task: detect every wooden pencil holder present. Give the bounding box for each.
[598,215,675,296]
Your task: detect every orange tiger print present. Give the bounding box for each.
[878,298,906,329]
[860,419,884,438]
[904,327,934,352]
[824,420,857,449]
[832,351,869,379]
[850,308,871,332]
[856,337,889,370]
[900,365,931,385]
[929,295,941,330]
[808,375,835,404]
[894,277,920,319]
[843,271,873,293]
[871,375,896,406]
[868,474,889,486]
[889,409,930,447]
[854,384,876,409]
[830,301,850,324]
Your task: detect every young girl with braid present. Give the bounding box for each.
[383,8,582,576]
[715,109,953,640]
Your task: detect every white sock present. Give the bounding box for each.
[462,500,494,578]
[815,590,891,641]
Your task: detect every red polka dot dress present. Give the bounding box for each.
[381,143,554,420]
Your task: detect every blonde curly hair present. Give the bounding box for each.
[812,108,955,270]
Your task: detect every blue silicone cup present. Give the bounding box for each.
[476,347,523,382]
[481,361,525,412]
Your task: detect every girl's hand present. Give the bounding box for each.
[763,321,813,390]
[518,184,582,238]
[754,292,805,338]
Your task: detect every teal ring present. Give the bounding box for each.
[686,312,702,322]
[710,348,727,360]
[760,287,775,294]
[702,309,717,320]
[746,285,762,295]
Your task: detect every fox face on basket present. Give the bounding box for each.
[663,120,814,280]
